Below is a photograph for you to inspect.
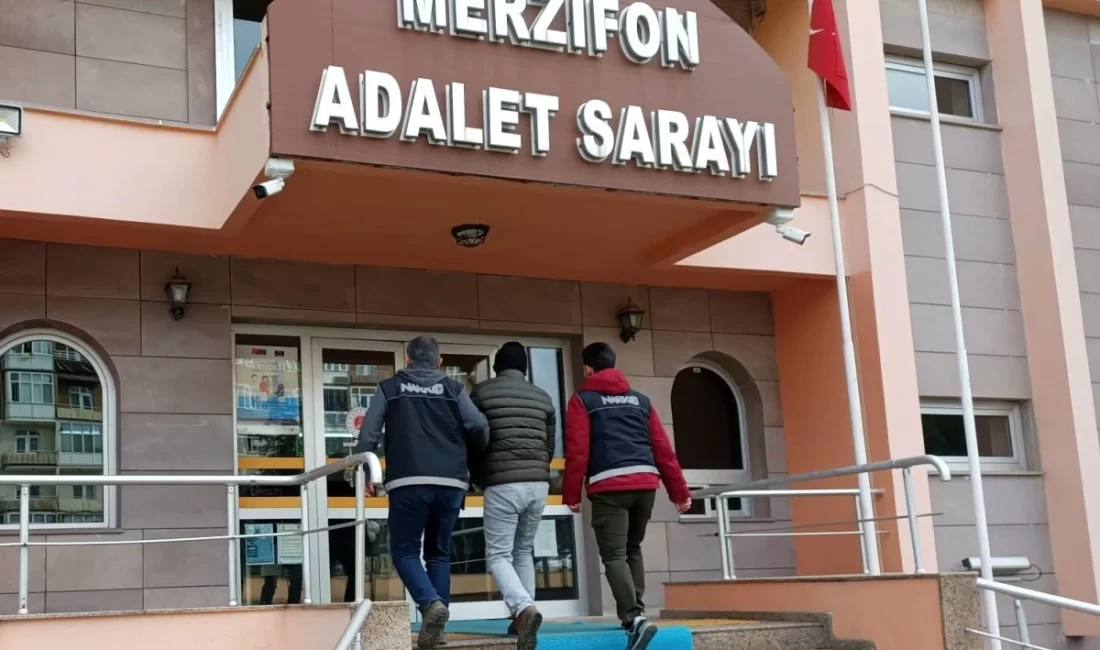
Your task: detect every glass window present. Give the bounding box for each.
[885,57,982,121]
[2,335,109,528]
[921,401,1023,470]
[8,372,54,404]
[235,335,305,497]
[15,430,39,453]
[70,386,93,410]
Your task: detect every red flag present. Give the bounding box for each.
[808,0,852,111]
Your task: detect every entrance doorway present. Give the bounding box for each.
[232,326,586,621]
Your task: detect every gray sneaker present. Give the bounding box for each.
[626,616,657,650]
[417,600,450,649]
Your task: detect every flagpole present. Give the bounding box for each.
[913,0,1001,644]
[812,77,881,576]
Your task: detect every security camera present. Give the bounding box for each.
[252,157,295,200]
[961,556,1032,577]
[777,226,811,245]
[253,177,285,199]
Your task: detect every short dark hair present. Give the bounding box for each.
[406,336,441,367]
[582,342,616,372]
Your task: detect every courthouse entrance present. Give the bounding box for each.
[232,325,586,621]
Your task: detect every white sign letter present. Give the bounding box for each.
[620,2,661,64]
[484,87,523,153]
[311,66,359,134]
[757,122,778,180]
[613,105,656,167]
[400,79,448,145]
[566,0,588,53]
[692,115,730,175]
[588,0,620,56]
[446,82,485,148]
[522,92,560,156]
[653,109,692,171]
[661,8,699,70]
[360,70,402,138]
[489,0,530,43]
[576,100,614,162]
[721,118,758,178]
[531,0,568,49]
[398,0,447,31]
[451,0,489,38]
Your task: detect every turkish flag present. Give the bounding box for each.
[808,0,852,111]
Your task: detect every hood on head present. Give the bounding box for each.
[397,366,447,386]
[579,368,631,395]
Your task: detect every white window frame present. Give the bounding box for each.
[60,422,103,454]
[7,371,55,405]
[920,399,1025,472]
[15,430,40,453]
[0,329,117,530]
[885,55,984,123]
[214,0,237,119]
[677,359,753,519]
[69,386,93,410]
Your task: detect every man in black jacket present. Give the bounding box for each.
[470,342,556,650]
[354,336,489,650]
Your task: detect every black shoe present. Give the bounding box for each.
[626,616,657,650]
[418,600,450,649]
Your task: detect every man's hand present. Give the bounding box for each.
[364,483,376,497]
[675,498,692,514]
[568,503,581,513]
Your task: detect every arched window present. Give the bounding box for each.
[0,330,115,529]
[671,360,751,516]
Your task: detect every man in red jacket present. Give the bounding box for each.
[564,342,691,650]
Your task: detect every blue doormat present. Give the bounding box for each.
[411,619,694,650]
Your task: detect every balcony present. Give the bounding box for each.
[0,496,58,512]
[56,405,102,422]
[3,402,55,422]
[1,450,58,469]
[1,353,54,373]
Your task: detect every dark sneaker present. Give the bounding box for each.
[626,616,657,650]
[417,600,450,649]
[514,606,543,650]
[507,619,518,636]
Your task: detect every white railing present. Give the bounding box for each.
[692,455,952,578]
[0,452,383,650]
[971,578,1100,650]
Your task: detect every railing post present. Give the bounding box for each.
[902,468,925,574]
[301,483,313,605]
[18,484,30,615]
[226,485,239,607]
[716,496,735,580]
[1014,598,1031,647]
[854,496,869,574]
[354,464,366,605]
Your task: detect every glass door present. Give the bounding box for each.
[310,338,406,606]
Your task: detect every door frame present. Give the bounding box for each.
[233,324,588,619]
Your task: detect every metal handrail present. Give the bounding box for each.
[970,578,1100,650]
[691,455,951,578]
[2,452,382,650]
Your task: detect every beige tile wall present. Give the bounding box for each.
[0,0,215,124]
[0,239,792,614]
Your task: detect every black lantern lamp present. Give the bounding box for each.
[451,224,490,248]
[618,298,646,343]
[164,268,192,321]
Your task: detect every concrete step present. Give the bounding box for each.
[408,616,874,649]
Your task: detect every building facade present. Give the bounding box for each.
[1,0,1100,646]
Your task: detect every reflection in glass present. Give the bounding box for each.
[450,516,579,604]
[239,520,304,606]
[327,518,403,603]
[235,335,303,497]
[0,339,105,525]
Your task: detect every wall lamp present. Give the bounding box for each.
[164,268,192,321]
[618,298,646,343]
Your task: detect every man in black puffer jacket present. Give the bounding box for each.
[470,342,555,650]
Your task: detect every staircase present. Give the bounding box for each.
[416,614,874,649]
